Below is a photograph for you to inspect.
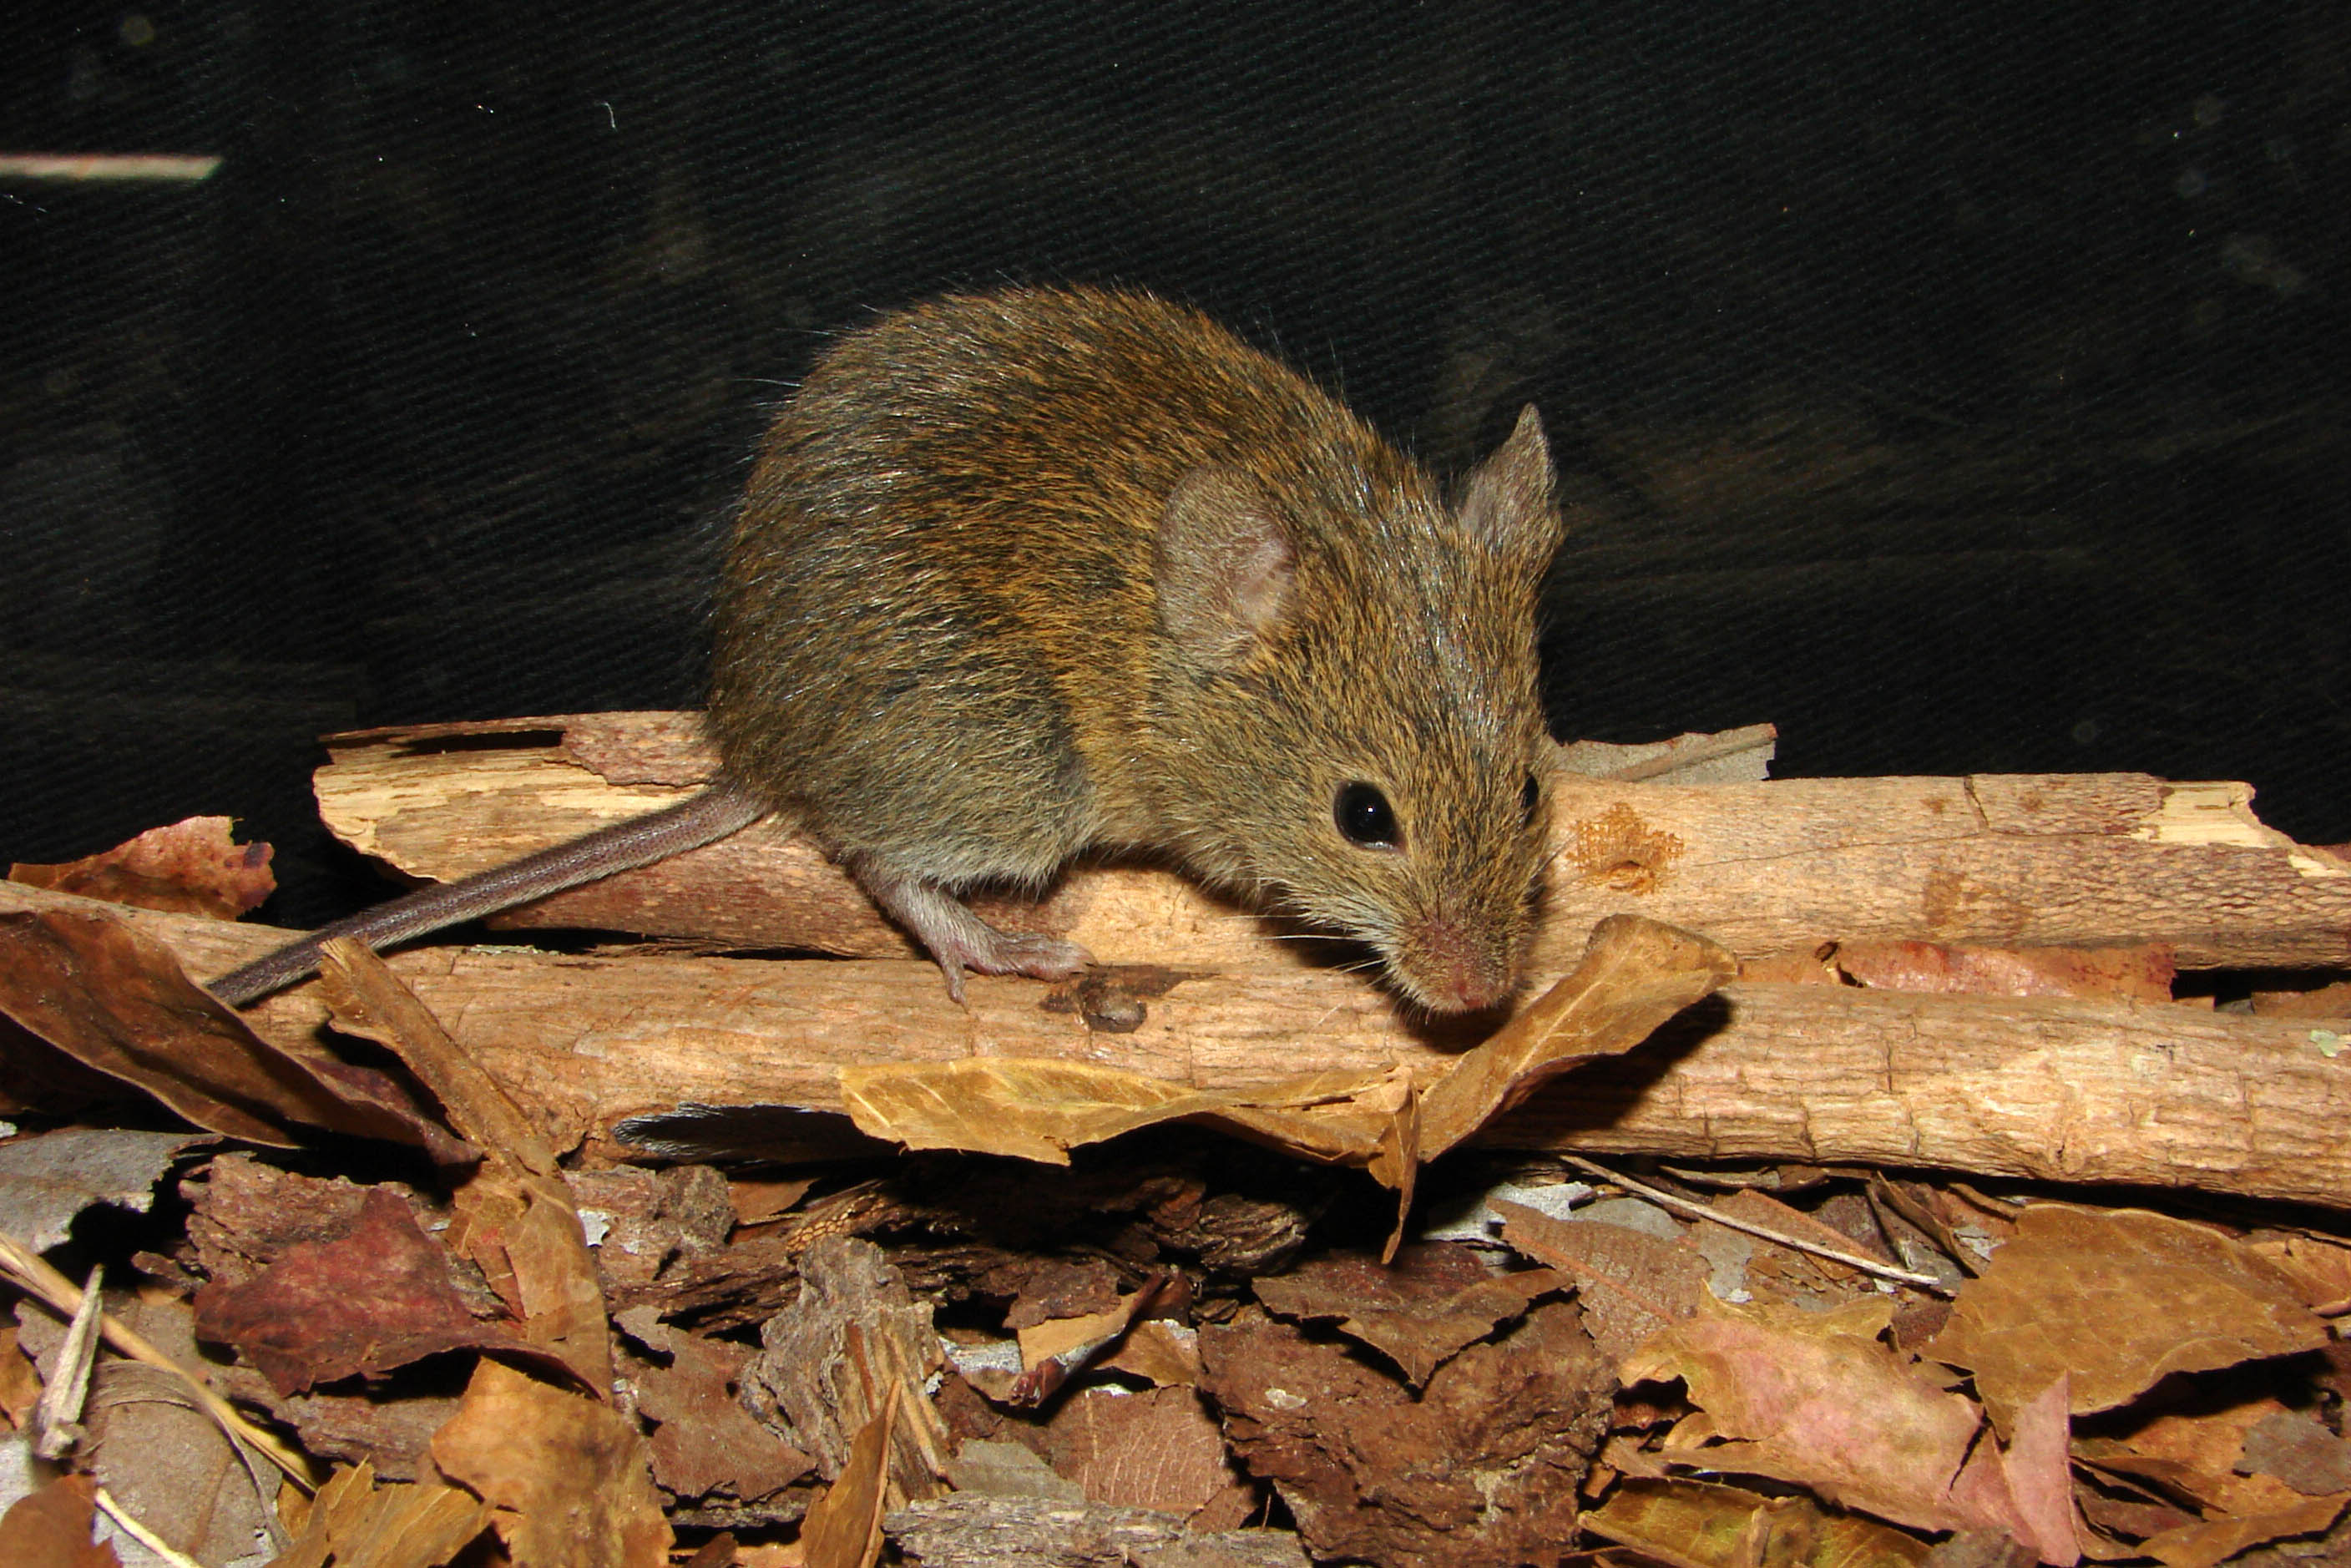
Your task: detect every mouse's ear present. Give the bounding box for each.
[1458,405,1561,567]
[1157,466,1297,664]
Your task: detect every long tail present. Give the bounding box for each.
[205,785,770,1006]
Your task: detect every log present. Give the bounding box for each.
[3,882,2344,1208]
[301,713,2351,971]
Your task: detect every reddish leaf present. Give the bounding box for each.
[0,912,468,1161]
[11,817,274,920]
[193,1186,533,1394]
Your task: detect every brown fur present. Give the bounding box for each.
[711,286,1560,1011]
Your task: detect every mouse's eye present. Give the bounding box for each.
[1520,772,1543,829]
[1334,781,1402,850]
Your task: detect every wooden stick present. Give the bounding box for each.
[297,714,2351,971]
[6,881,2338,1208]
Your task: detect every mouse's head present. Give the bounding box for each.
[1149,406,1562,1014]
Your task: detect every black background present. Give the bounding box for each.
[5,3,2346,923]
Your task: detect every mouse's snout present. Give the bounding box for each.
[1397,910,1520,1014]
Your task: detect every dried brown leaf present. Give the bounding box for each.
[1495,1198,1708,1361]
[2140,1491,2348,1568]
[838,1059,1408,1169]
[0,1474,120,1568]
[0,911,467,1160]
[1044,1385,1250,1523]
[1628,1293,1985,1535]
[1580,1476,1934,1568]
[264,1460,492,1568]
[430,1358,670,1568]
[0,1322,43,1428]
[1252,1242,1568,1388]
[317,940,613,1391]
[11,816,274,920]
[1418,913,1738,1157]
[1924,1206,2327,1431]
[1098,1320,1204,1389]
[191,1186,535,1395]
[1942,1377,2081,1565]
[842,916,1727,1230]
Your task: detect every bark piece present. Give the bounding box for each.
[740,1237,949,1507]
[301,715,2351,970]
[1200,1299,1611,1568]
[1251,1243,1567,1388]
[13,878,2351,1209]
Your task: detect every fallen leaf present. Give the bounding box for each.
[2244,1235,2351,1312]
[728,1176,817,1228]
[13,1292,276,1565]
[1013,1279,1181,1404]
[1924,1206,2327,1430]
[1098,1320,1202,1389]
[1581,1475,1933,1568]
[1494,1197,1708,1361]
[192,1186,534,1395]
[1627,1293,1985,1535]
[1943,1377,2081,1565]
[2078,1396,2317,1518]
[0,912,467,1161]
[2140,1491,2348,1568]
[840,915,1733,1194]
[11,817,274,920]
[0,1128,210,1252]
[261,1459,491,1568]
[430,1358,670,1568]
[0,1324,42,1428]
[317,941,612,1391]
[838,1060,1406,1170]
[0,1473,119,1567]
[1251,1243,1568,1388]
[1417,914,1738,1156]
[1044,1385,1251,1525]
[1200,1299,1613,1567]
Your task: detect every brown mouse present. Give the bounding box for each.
[210,286,1561,1013]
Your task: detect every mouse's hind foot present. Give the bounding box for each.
[852,862,1093,1002]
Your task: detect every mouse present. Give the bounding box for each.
[208,286,1562,1014]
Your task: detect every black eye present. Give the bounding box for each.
[1520,772,1543,828]
[1334,781,1401,849]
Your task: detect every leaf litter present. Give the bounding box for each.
[0,831,2346,1567]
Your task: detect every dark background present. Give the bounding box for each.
[4,2,2346,925]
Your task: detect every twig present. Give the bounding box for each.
[0,1228,315,1485]
[1560,1156,1951,1293]
[32,1263,103,1459]
[0,153,222,182]
[94,1486,209,1568]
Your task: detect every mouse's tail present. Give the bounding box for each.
[204,784,772,1007]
